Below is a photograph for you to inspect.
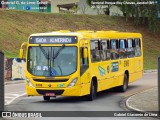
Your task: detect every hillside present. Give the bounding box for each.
[0,9,160,70]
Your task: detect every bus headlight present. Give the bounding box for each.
[26,77,34,88]
[67,78,78,88]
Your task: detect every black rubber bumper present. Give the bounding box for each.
[36,89,64,95]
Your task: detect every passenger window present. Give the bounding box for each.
[100,40,110,60]
[110,39,119,60]
[134,38,141,57]
[119,39,127,59]
[127,39,135,58]
[90,40,101,62]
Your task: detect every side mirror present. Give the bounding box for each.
[83,48,88,58]
[19,49,24,59]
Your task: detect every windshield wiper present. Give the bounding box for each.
[39,44,65,77]
[39,45,49,60]
[52,44,65,59]
[39,45,52,76]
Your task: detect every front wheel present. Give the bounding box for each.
[43,96,50,101]
[86,81,97,101]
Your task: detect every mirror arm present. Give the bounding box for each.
[19,42,27,59]
[20,42,27,49]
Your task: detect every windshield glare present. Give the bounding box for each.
[28,46,77,77]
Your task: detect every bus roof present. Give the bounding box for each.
[30,30,142,40]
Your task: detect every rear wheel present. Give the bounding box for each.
[43,96,50,101]
[119,74,128,92]
[87,81,97,101]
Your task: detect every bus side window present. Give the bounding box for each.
[119,39,127,59]
[134,38,141,57]
[100,40,110,61]
[90,40,101,62]
[127,39,134,58]
[110,39,119,60]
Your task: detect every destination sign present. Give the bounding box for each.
[29,36,77,44]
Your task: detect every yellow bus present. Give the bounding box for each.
[19,30,143,101]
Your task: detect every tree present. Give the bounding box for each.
[87,0,160,32]
[118,0,160,32]
[79,0,88,14]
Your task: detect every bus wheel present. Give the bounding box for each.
[119,74,128,92]
[43,96,50,101]
[87,81,97,101]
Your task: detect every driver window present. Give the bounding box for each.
[80,47,88,65]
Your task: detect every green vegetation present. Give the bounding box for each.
[0,9,160,69]
[87,0,160,32]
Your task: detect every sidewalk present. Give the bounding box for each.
[126,87,158,112]
[144,69,157,73]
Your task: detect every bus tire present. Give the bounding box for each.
[119,74,128,92]
[87,81,97,101]
[43,96,50,101]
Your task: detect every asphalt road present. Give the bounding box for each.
[5,82,25,105]
[5,72,158,120]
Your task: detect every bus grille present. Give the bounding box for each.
[33,79,68,82]
[36,89,64,95]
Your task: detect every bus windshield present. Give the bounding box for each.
[28,46,77,77]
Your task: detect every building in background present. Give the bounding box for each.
[1,0,123,15]
[51,0,79,13]
[7,0,51,12]
[51,0,123,16]
[51,0,103,15]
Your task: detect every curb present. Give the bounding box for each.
[143,69,157,73]
[125,87,158,117]
[4,80,25,85]
[126,90,149,112]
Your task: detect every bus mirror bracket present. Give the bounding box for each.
[83,48,88,58]
[19,42,27,59]
[19,49,24,59]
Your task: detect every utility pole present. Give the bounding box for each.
[0,51,4,120]
[158,57,160,117]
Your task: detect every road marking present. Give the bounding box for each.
[5,97,15,99]
[5,92,26,105]
[8,94,20,97]
[5,91,26,94]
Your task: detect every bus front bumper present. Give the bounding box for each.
[26,85,81,97]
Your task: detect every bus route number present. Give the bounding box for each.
[124,60,129,67]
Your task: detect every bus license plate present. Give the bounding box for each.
[45,93,55,96]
